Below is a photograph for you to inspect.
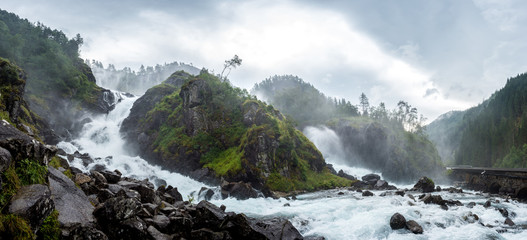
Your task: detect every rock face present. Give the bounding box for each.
[8,184,54,231]
[48,166,95,231]
[120,70,345,196]
[0,119,57,166]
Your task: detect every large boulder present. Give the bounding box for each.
[223,213,303,240]
[405,220,423,234]
[412,176,435,193]
[0,120,57,166]
[8,184,54,231]
[362,174,381,185]
[389,213,406,230]
[220,181,258,200]
[48,167,95,231]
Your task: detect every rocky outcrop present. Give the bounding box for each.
[120,70,346,196]
[0,119,57,165]
[8,184,55,232]
[48,166,95,232]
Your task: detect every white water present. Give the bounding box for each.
[57,93,527,240]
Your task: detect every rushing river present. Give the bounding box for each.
[57,93,527,240]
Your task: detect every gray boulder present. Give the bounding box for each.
[0,146,12,172]
[362,174,381,185]
[412,176,435,193]
[406,220,423,234]
[8,184,54,231]
[389,213,406,230]
[48,166,95,230]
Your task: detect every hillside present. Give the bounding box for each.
[252,75,443,182]
[446,73,527,168]
[0,9,115,143]
[120,70,352,194]
[252,75,359,127]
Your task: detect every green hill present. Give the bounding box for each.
[0,9,113,143]
[120,70,353,194]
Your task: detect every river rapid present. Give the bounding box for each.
[57,93,527,240]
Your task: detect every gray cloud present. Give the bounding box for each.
[2,0,527,122]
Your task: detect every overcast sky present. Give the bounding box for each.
[3,0,527,121]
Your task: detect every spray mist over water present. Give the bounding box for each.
[57,93,210,197]
[303,125,380,179]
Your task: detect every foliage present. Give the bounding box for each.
[37,210,60,240]
[0,9,102,113]
[453,73,527,168]
[494,144,527,168]
[16,159,48,185]
[252,75,359,127]
[220,54,242,79]
[0,164,21,208]
[0,214,34,240]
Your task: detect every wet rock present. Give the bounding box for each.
[48,167,95,230]
[390,213,406,230]
[498,208,509,218]
[505,217,515,226]
[221,181,258,200]
[97,189,115,203]
[337,170,356,180]
[422,194,443,205]
[90,170,108,185]
[193,200,227,228]
[374,180,388,189]
[435,186,441,191]
[93,196,142,223]
[412,176,435,193]
[484,200,492,208]
[440,205,448,211]
[223,213,302,240]
[68,225,109,240]
[165,186,183,202]
[406,220,423,234]
[362,190,374,197]
[8,184,54,231]
[467,202,476,208]
[462,212,479,223]
[199,187,215,201]
[130,184,160,204]
[361,174,381,185]
[191,228,230,240]
[147,225,171,240]
[283,203,291,207]
[75,173,92,185]
[100,170,122,184]
[112,216,149,240]
[116,188,141,200]
[326,164,337,175]
[0,121,57,165]
[395,190,405,197]
[152,214,171,232]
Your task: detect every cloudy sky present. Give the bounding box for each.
[3,0,527,121]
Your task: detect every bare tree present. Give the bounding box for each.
[220,55,242,80]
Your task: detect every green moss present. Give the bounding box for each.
[0,214,34,240]
[0,111,11,123]
[0,164,21,207]
[204,147,243,176]
[37,210,60,240]
[16,159,48,185]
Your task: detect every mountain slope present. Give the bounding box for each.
[0,9,115,143]
[121,70,352,194]
[252,75,443,182]
[427,73,527,168]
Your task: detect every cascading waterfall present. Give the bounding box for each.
[57,91,527,239]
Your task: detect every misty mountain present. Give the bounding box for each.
[252,75,359,127]
[252,75,443,182]
[89,60,200,95]
[428,73,527,168]
[0,9,116,143]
